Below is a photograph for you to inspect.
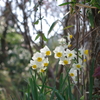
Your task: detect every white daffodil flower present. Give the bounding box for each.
[42,58,49,67]
[72,63,83,70]
[58,38,66,45]
[79,46,89,57]
[65,49,76,60]
[59,57,71,65]
[32,52,45,62]
[67,41,72,48]
[30,60,41,70]
[38,67,47,73]
[53,46,65,59]
[67,33,73,41]
[40,46,52,56]
[69,68,77,78]
[69,68,81,84]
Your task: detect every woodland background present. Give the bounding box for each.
[0,0,100,100]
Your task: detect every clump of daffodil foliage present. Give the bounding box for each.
[29,33,89,84]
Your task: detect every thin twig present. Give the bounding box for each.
[71,27,99,50]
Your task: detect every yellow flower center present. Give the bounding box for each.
[41,69,45,72]
[32,65,37,69]
[76,65,81,68]
[83,59,86,62]
[63,60,68,65]
[37,57,42,62]
[56,52,62,57]
[68,53,72,57]
[44,63,48,67]
[84,50,88,55]
[46,51,51,56]
[70,73,74,77]
[69,35,73,39]
[68,44,72,48]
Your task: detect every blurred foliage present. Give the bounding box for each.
[0,29,31,99]
[6,32,23,44]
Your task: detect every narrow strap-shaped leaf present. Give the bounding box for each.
[64,87,69,100]
[29,78,35,100]
[59,73,63,91]
[89,58,95,99]
[88,10,94,28]
[63,25,73,30]
[29,70,39,100]
[40,75,47,93]
[42,34,48,41]
[67,72,73,100]
[27,85,31,100]
[34,20,39,24]
[50,87,56,100]
[48,20,59,35]
[35,34,40,41]
[55,90,64,100]
[33,75,39,100]
[59,2,76,6]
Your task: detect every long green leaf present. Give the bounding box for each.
[89,58,95,99]
[80,95,84,100]
[94,4,100,9]
[64,87,69,100]
[38,85,53,90]
[40,75,47,93]
[33,77,39,100]
[88,11,94,28]
[27,85,31,100]
[67,71,73,100]
[42,34,48,41]
[59,74,63,91]
[59,2,76,6]
[50,87,56,100]
[63,25,73,30]
[35,34,40,41]
[48,20,58,35]
[60,69,69,92]
[34,20,39,24]
[39,93,46,100]
[29,78,35,100]
[29,70,39,100]
[55,90,64,100]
